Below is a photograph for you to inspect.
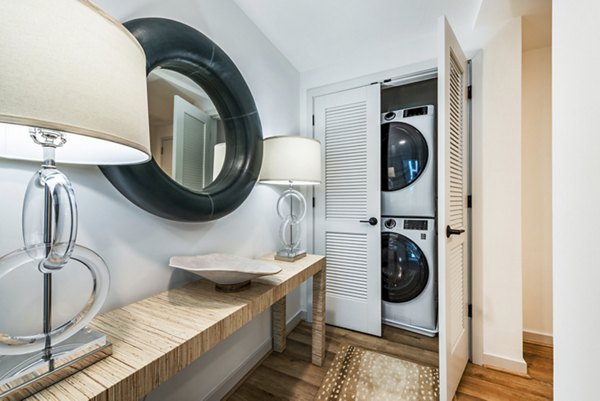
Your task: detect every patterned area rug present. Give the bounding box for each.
[315,344,439,401]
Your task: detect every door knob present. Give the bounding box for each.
[446,225,465,238]
[360,217,378,226]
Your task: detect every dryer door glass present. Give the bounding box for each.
[381,122,429,191]
[381,232,429,303]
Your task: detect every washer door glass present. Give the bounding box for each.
[381,122,429,191]
[382,232,429,303]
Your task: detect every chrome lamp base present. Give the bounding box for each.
[0,328,112,400]
[275,185,308,263]
[275,248,307,262]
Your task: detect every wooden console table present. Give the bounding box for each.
[24,254,326,401]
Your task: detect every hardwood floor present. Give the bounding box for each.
[226,321,553,401]
[455,342,553,400]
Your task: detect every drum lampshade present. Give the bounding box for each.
[0,0,150,165]
[260,136,322,186]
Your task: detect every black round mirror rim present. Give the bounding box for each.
[100,18,263,222]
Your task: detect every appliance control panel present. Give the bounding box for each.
[403,106,429,118]
[381,105,434,123]
[403,219,428,230]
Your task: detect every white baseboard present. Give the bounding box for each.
[287,309,306,334]
[482,352,528,375]
[523,330,553,346]
[204,338,271,401]
[203,309,306,401]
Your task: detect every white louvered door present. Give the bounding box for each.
[173,95,215,191]
[437,16,470,401]
[313,84,381,336]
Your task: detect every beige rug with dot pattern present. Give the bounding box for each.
[315,344,439,401]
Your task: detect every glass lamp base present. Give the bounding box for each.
[275,248,307,262]
[0,328,112,400]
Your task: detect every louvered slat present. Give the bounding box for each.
[448,243,465,347]
[448,54,464,229]
[447,50,467,351]
[325,232,368,300]
[325,101,368,220]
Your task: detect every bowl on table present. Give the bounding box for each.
[169,253,282,292]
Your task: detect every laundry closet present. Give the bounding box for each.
[309,18,470,401]
[380,77,438,337]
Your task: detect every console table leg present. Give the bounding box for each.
[312,269,326,366]
[272,296,287,353]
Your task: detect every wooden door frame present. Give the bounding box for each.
[160,135,174,176]
[469,50,484,366]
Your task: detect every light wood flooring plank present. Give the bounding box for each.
[454,393,486,401]
[242,365,318,401]
[459,364,552,399]
[228,320,553,401]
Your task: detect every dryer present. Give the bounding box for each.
[381,105,436,218]
[381,216,438,336]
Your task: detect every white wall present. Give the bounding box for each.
[471,17,527,373]
[553,0,600,399]
[522,45,553,340]
[0,0,301,399]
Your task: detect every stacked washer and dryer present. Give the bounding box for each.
[380,105,438,337]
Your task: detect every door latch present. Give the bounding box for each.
[360,217,378,226]
[446,225,465,238]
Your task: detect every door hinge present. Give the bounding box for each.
[312,115,315,126]
[468,304,473,318]
[312,197,315,208]
[467,195,472,209]
[467,85,472,100]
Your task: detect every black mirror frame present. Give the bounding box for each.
[100,18,263,222]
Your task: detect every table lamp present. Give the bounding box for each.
[0,1,150,398]
[260,136,322,261]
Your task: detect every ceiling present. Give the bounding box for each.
[232,0,551,72]
[147,69,217,125]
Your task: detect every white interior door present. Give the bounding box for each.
[313,84,381,336]
[161,136,173,177]
[437,16,470,400]
[172,95,215,191]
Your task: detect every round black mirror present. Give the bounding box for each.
[100,18,263,222]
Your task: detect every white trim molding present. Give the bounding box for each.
[204,309,306,401]
[287,309,306,334]
[204,338,272,401]
[523,330,553,347]
[482,352,528,375]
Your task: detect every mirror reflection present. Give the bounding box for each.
[147,68,226,191]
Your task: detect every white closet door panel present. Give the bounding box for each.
[314,84,381,336]
[172,95,214,191]
[180,113,206,189]
[437,16,470,401]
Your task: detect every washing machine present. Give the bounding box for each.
[381,216,438,336]
[381,105,436,218]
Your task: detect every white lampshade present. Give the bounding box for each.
[260,136,322,185]
[0,0,150,165]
